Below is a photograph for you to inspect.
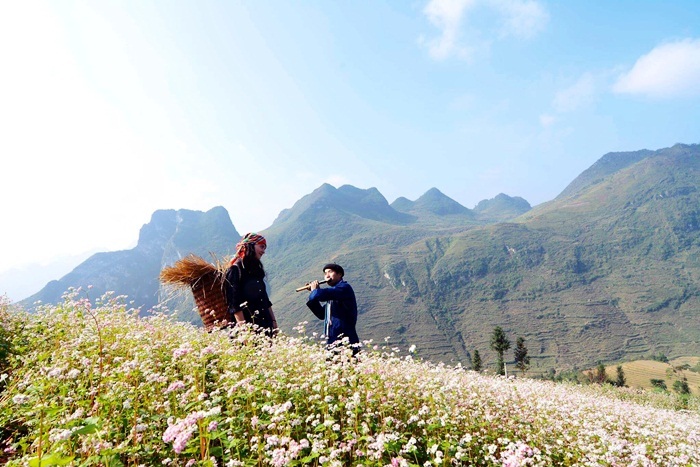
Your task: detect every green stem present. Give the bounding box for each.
[37,405,44,467]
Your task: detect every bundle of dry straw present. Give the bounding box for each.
[160,254,231,331]
[159,254,223,288]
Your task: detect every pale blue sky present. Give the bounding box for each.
[1,1,699,290]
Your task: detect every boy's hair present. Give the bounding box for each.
[323,263,344,277]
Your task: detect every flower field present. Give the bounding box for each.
[1,291,700,466]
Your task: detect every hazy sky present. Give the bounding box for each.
[2,0,699,280]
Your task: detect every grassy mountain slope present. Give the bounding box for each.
[263,185,478,360]
[517,143,700,357]
[599,357,700,395]
[556,148,654,200]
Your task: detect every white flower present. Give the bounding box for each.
[49,428,73,443]
[12,394,30,405]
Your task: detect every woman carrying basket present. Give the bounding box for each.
[224,232,278,335]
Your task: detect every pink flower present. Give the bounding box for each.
[162,410,207,454]
[164,381,186,394]
[173,343,193,359]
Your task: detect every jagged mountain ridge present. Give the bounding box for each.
[273,183,413,226]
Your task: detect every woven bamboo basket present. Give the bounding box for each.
[191,270,230,331]
[160,255,231,331]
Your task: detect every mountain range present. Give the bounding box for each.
[19,143,700,374]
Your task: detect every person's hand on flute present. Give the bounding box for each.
[295,279,328,292]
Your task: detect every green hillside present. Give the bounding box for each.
[266,144,700,373]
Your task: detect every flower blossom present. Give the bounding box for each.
[12,394,30,405]
[164,381,186,394]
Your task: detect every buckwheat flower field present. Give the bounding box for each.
[1,292,699,466]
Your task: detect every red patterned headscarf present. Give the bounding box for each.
[232,232,267,264]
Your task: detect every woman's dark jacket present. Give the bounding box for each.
[224,259,273,329]
[306,280,359,348]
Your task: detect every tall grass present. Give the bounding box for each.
[1,291,699,466]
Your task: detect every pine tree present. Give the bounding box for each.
[490,326,511,376]
[513,337,530,375]
[615,365,626,387]
[592,362,608,384]
[472,350,482,372]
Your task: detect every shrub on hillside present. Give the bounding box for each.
[651,378,668,390]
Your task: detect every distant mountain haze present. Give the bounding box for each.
[0,251,97,302]
[18,143,700,374]
[22,207,240,314]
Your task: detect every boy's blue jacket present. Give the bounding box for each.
[306,279,360,346]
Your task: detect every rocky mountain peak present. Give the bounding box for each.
[473,193,531,222]
[272,183,412,226]
[413,187,471,216]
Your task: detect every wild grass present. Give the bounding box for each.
[594,358,700,397]
[1,291,700,466]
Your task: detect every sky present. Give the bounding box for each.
[1,1,700,298]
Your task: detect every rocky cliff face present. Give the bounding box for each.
[22,207,239,314]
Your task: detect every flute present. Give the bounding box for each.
[295,280,328,292]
